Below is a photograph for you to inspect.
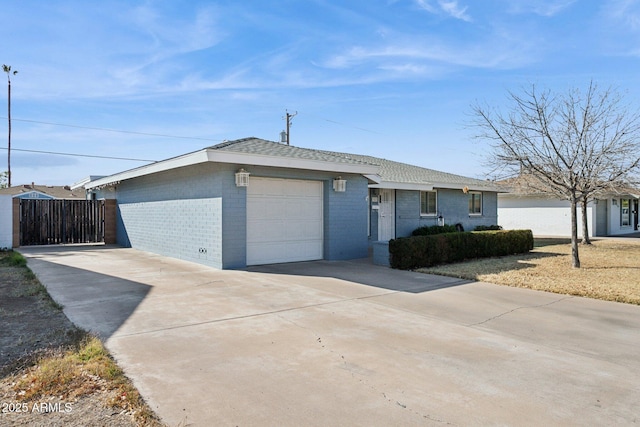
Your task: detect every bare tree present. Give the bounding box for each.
[579,194,592,244]
[472,82,640,268]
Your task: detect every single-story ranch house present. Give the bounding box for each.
[83,137,502,269]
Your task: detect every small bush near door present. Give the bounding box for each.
[389,229,534,270]
[473,225,503,231]
[412,224,458,236]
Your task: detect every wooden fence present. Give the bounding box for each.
[19,199,106,246]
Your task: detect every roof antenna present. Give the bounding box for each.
[282,110,297,145]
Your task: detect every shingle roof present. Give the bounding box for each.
[86,137,501,191]
[0,184,85,199]
[498,174,640,198]
[318,151,497,189]
[210,138,500,191]
[209,137,376,166]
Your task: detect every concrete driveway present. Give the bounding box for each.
[19,245,640,426]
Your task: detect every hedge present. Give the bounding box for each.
[389,229,534,270]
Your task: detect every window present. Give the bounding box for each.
[468,191,482,215]
[420,191,437,216]
[621,199,630,226]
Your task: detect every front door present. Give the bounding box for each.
[378,189,395,241]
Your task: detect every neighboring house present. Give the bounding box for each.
[0,183,87,248]
[498,181,640,237]
[83,137,501,269]
[0,183,86,200]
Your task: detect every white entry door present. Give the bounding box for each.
[378,189,395,241]
[246,177,323,265]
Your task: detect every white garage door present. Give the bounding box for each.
[247,177,323,265]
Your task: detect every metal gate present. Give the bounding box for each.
[20,199,105,245]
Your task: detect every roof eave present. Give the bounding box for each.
[85,149,379,190]
[369,180,505,192]
[369,182,434,191]
[207,150,379,175]
[86,150,209,189]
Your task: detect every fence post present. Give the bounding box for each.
[104,199,117,244]
[12,198,20,248]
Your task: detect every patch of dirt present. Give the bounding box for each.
[0,384,139,427]
[0,266,80,376]
[0,259,158,426]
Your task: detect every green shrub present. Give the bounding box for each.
[412,224,458,236]
[389,229,534,270]
[474,225,503,231]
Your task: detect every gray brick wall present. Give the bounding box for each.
[119,198,223,268]
[324,175,369,260]
[112,163,228,268]
[105,162,371,268]
[376,188,500,239]
[437,189,498,232]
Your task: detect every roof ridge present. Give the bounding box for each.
[308,148,382,167]
[209,137,261,150]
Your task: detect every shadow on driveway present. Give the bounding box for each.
[245,257,472,293]
[18,245,152,339]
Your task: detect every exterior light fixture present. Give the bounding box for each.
[235,168,250,187]
[333,177,346,192]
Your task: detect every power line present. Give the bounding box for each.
[1,114,384,139]
[0,147,157,162]
[0,117,224,142]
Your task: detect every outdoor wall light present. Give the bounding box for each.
[333,177,347,192]
[235,168,250,187]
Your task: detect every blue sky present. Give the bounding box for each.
[1,0,640,185]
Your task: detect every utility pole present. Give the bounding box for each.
[3,65,17,188]
[283,110,297,145]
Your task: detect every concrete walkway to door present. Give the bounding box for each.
[18,245,640,426]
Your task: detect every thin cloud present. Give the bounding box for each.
[321,37,535,73]
[604,0,640,31]
[415,0,472,22]
[507,1,576,17]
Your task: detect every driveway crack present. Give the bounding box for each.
[466,295,574,327]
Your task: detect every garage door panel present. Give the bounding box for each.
[285,180,317,197]
[247,220,285,242]
[247,178,323,265]
[284,220,323,240]
[247,241,323,265]
[284,200,322,220]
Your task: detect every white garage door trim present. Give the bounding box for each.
[247,177,324,265]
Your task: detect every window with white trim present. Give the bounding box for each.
[468,191,482,215]
[420,191,437,216]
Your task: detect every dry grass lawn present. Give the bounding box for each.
[0,251,163,426]
[418,238,640,305]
